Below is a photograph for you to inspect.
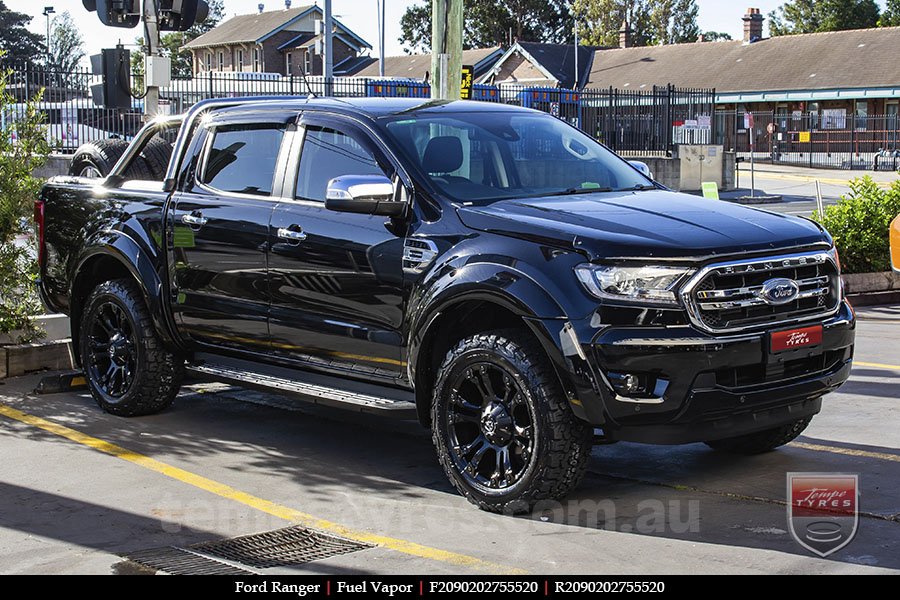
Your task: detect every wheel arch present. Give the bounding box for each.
[410,286,578,428]
[70,233,177,365]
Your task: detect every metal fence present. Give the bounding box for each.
[4,61,715,156]
[715,110,900,170]
[3,62,143,151]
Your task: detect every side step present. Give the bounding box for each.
[186,362,418,419]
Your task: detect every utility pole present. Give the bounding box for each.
[377,0,385,77]
[431,0,463,100]
[43,6,55,67]
[324,0,334,95]
[143,0,160,118]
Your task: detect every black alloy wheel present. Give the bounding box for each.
[85,300,138,399]
[446,362,536,492]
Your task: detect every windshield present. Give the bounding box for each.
[382,111,653,204]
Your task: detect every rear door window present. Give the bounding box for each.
[200,123,286,196]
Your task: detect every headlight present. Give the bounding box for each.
[575,264,693,306]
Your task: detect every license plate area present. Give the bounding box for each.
[769,324,823,358]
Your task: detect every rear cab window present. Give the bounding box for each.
[199,123,286,196]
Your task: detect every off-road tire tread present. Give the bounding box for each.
[81,279,183,417]
[140,135,173,180]
[70,138,129,177]
[432,329,592,514]
[704,416,813,454]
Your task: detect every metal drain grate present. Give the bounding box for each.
[125,547,254,575]
[126,525,373,574]
[191,525,373,568]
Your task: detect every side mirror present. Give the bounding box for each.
[325,175,406,217]
[629,160,654,180]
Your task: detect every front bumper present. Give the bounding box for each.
[533,300,855,445]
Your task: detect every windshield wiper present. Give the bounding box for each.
[617,184,657,192]
[548,187,613,197]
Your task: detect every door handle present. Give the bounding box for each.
[277,227,308,242]
[182,213,208,227]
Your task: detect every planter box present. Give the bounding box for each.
[0,340,74,379]
[842,271,900,294]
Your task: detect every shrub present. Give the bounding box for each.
[0,59,49,343]
[813,176,900,274]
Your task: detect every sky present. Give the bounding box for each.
[5,0,890,63]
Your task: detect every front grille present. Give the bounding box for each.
[683,251,840,333]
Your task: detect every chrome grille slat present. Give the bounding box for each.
[680,250,841,334]
[696,275,830,306]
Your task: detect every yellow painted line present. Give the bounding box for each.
[792,441,900,463]
[853,360,900,371]
[0,402,525,575]
[747,170,893,189]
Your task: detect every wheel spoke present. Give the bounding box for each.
[450,390,481,413]
[88,336,109,352]
[468,439,490,473]
[469,366,497,403]
[450,412,479,425]
[458,434,487,456]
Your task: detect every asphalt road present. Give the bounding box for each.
[0,306,898,575]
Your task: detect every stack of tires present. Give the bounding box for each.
[69,136,172,180]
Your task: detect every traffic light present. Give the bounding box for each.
[159,1,210,32]
[90,47,132,109]
[82,0,141,28]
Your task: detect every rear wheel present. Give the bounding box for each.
[704,416,813,454]
[80,279,183,417]
[432,330,592,514]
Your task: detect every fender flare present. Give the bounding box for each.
[70,230,180,357]
[407,262,569,406]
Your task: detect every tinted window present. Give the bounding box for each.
[296,126,387,201]
[200,123,285,196]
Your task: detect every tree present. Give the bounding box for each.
[0,55,49,342]
[48,12,85,87]
[879,0,900,26]
[133,0,225,78]
[0,1,45,64]
[572,0,699,47]
[769,0,880,36]
[399,0,572,53]
[700,31,733,42]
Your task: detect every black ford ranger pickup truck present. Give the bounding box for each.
[37,97,855,513]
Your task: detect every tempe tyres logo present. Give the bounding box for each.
[787,473,859,557]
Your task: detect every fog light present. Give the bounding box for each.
[608,372,670,400]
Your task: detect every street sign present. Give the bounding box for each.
[701,182,720,200]
[744,112,754,129]
[799,131,811,143]
[460,65,474,100]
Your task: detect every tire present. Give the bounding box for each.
[140,135,173,180]
[704,416,813,455]
[79,279,183,417]
[431,329,592,514]
[70,138,129,178]
[69,138,155,180]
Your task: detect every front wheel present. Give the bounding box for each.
[80,279,183,416]
[704,416,813,454]
[431,330,592,514]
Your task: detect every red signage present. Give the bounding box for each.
[771,325,823,353]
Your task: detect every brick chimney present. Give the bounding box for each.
[743,8,764,43]
[619,20,634,48]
